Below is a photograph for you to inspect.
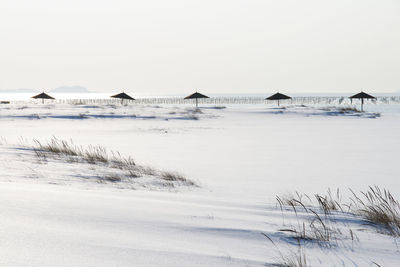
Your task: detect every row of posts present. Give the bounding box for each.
[5,96,400,105]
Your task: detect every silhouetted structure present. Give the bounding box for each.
[32,92,55,104]
[349,91,376,111]
[111,92,135,104]
[184,92,210,107]
[265,93,291,107]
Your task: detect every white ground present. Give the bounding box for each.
[0,102,399,266]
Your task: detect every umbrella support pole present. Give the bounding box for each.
[278,100,280,107]
[361,98,364,112]
[196,98,198,108]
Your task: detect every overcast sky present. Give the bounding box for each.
[0,0,399,94]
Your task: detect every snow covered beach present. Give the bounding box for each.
[0,102,399,266]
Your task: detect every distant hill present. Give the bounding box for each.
[0,88,39,93]
[50,86,91,93]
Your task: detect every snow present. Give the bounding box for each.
[0,102,399,266]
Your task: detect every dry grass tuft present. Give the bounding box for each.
[161,171,186,182]
[314,188,343,215]
[350,186,400,236]
[278,212,337,244]
[276,192,311,207]
[277,186,400,239]
[337,107,360,113]
[280,245,308,267]
[263,234,308,267]
[269,186,399,266]
[161,171,197,186]
[276,189,350,246]
[33,138,131,167]
[102,174,123,183]
[30,137,196,188]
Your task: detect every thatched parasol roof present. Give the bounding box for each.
[31,92,55,100]
[349,91,376,111]
[265,92,291,100]
[184,92,210,99]
[349,91,376,99]
[110,92,135,100]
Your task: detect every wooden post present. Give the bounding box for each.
[196,98,198,107]
[278,99,280,107]
[361,98,364,112]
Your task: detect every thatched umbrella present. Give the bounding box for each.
[32,92,55,104]
[349,91,376,111]
[111,92,135,104]
[265,92,291,107]
[184,92,210,107]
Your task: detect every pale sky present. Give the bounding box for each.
[0,0,399,93]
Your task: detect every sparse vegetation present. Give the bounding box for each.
[263,234,308,267]
[161,171,196,186]
[33,138,133,167]
[186,115,199,120]
[276,192,311,207]
[276,202,339,245]
[275,186,400,249]
[350,186,400,236]
[30,137,197,188]
[102,174,123,183]
[279,244,308,267]
[314,188,343,215]
[269,186,400,266]
[337,107,361,113]
[276,192,341,245]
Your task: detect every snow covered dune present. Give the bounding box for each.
[0,103,399,266]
